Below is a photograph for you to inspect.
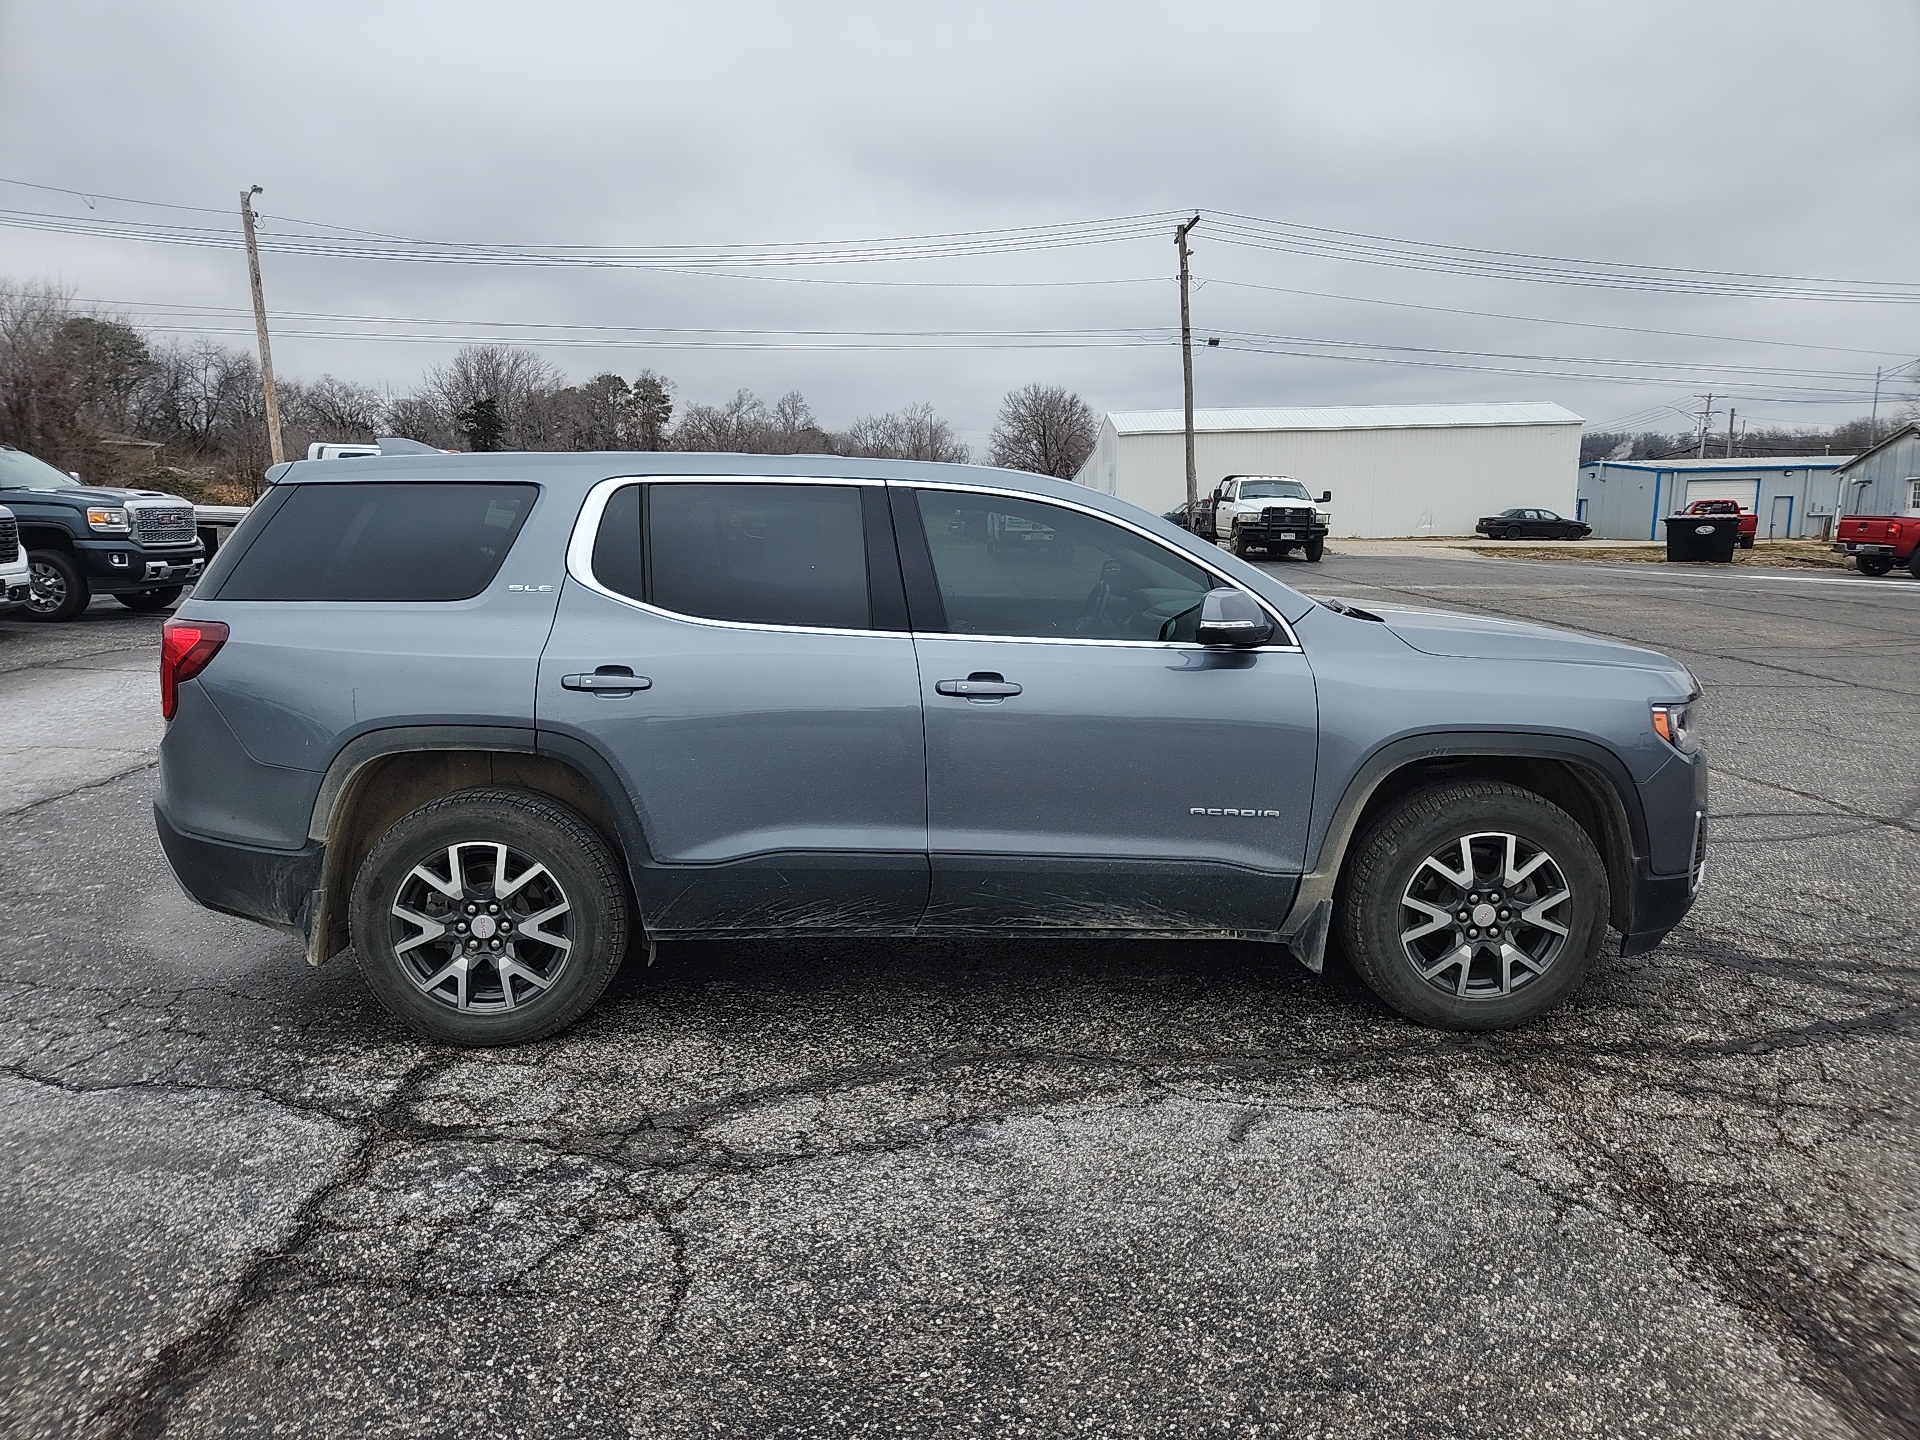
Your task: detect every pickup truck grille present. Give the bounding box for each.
[1260,505,1315,528]
[0,515,16,565]
[131,505,196,546]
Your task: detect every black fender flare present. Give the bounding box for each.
[302,725,662,966]
[1279,731,1647,971]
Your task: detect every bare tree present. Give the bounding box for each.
[673,389,771,451]
[417,344,563,449]
[987,383,1098,478]
[838,401,969,462]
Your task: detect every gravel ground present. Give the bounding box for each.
[0,557,1915,1439]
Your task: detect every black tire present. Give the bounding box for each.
[1232,533,1252,558]
[23,550,89,622]
[350,787,632,1046]
[1908,551,1920,581]
[1304,539,1325,562]
[115,586,183,612]
[1499,528,1518,541]
[1739,536,1755,549]
[1857,556,1894,577]
[1337,780,1609,1030]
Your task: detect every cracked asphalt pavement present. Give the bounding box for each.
[1,555,1916,1438]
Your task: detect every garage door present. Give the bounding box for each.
[1685,478,1760,509]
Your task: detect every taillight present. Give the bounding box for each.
[160,618,229,720]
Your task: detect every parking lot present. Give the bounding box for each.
[2,550,1916,1439]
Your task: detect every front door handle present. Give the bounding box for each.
[562,666,651,694]
[935,675,1022,699]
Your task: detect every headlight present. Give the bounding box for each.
[86,507,129,533]
[1651,699,1701,754]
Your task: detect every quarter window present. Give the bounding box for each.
[913,491,1213,641]
[647,482,870,629]
[214,482,537,602]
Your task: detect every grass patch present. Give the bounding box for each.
[1472,540,1852,570]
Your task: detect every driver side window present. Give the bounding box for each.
[913,491,1213,641]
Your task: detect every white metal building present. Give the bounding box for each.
[1575,457,1853,541]
[1072,402,1584,538]
[1831,424,1920,519]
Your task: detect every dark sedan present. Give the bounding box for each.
[1475,508,1591,540]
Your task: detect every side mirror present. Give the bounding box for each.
[1317,491,1332,504]
[1197,586,1275,647]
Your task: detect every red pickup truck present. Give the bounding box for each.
[1682,499,1757,548]
[1834,514,1920,577]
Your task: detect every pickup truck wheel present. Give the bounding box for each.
[350,787,632,1046]
[23,551,89,622]
[1739,536,1755,549]
[1231,533,1252,558]
[115,586,183,611]
[1304,539,1325,562]
[1908,552,1920,580]
[1857,556,1894,577]
[1338,780,1609,1030]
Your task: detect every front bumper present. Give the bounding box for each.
[1620,751,1708,954]
[0,562,28,610]
[74,538,205,593]
[154,804,323,939]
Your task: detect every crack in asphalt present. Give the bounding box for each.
[88,1057,454,1440]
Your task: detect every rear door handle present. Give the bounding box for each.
[562,667,651,694]
[935,676,1022,699]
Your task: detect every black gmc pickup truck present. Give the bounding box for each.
[0,444,204,620]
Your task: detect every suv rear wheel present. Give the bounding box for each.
[349,787,632,1045]
[1338,780,1609,1030]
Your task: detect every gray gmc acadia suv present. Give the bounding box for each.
[154,452,1706,1045]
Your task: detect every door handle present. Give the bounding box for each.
[562,667,652,693]
[935,675,1022,699]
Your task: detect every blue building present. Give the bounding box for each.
[1576,457,1853,541]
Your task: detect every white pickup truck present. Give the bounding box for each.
[1205,475,1332,561]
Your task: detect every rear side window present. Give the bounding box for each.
[646,482,868,629]
[214,483,537,601]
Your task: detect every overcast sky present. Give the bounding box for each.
[3,0,1916,451]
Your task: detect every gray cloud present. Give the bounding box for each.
[3,0,1915,448]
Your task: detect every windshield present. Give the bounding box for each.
[0,447,80,490]
[1237,480,1310,500]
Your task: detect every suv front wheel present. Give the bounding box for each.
[1338,780,1609,1030]
[350,788,632,1045]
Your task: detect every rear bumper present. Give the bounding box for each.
[1834,542,1895,556]
[154,804,323,939]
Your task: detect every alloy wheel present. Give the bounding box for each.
[27,559,67,616]
[388,840,573,1013]
[1399,831,1572,999]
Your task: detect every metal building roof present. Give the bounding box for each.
[1104,402,1583,435]
[1585,456,1853,473]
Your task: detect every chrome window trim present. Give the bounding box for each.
[565,476,894,640]
[565,473,1302,652]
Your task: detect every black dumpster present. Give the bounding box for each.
[1661,514,1741,562]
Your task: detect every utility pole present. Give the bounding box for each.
[1869,367,1882,445]
[240,186,286,467]
[1695,393,1714,459]
[1175,214,1202,535]
[1726,407,1736,458]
